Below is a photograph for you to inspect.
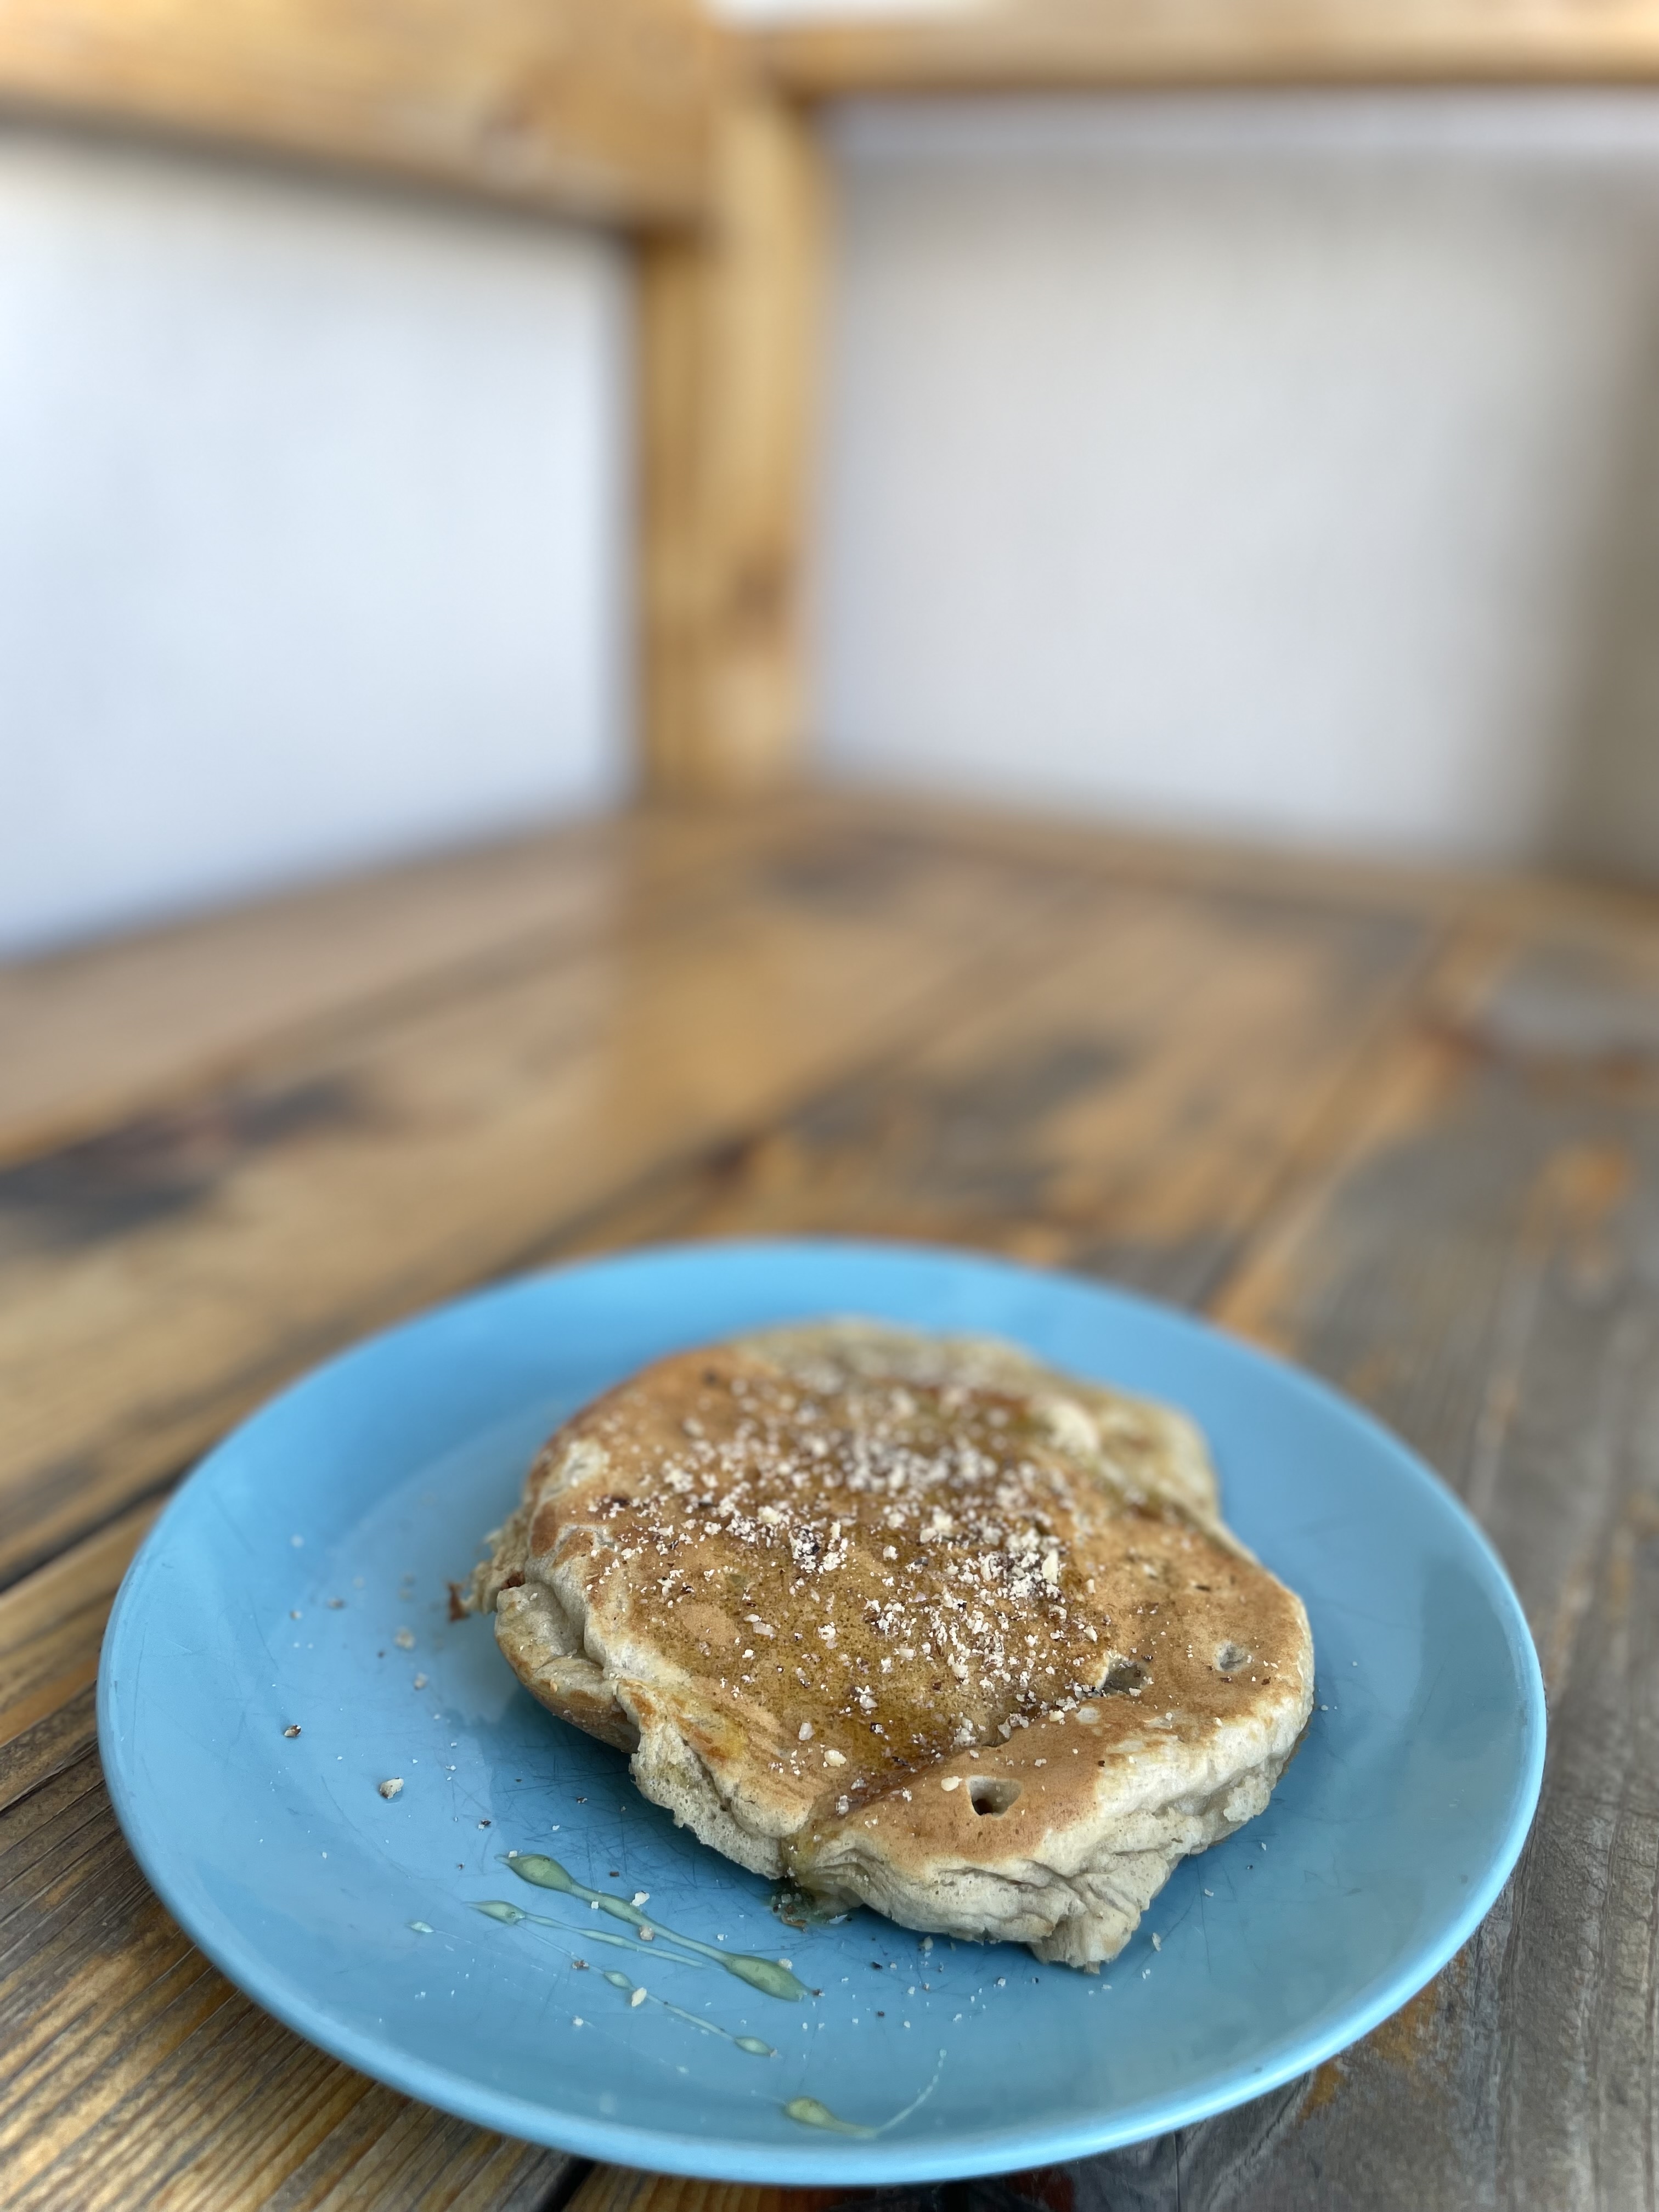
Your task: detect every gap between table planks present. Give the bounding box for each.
[2,795,1657,2209]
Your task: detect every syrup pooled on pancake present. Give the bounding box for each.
[461,1323,1313,1968]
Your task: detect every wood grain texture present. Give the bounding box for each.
[0,794,818,1174]
[0,1499,157,1812]
[2,801,1655,2207]
[0,825,627,1170]
[1053,914,1659,2209]
[0,0,721,225]
[0,825,1076,1587]
[0,1752,576,2211]
[0,786,1612,1171]
[563,2172,849,2212]
[752,0,1659,98]
[553,877,1429,1306]
[638,86,826,798]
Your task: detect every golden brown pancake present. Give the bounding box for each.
[459,1321,1313,1968]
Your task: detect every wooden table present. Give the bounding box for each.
[3,792,1655,2210]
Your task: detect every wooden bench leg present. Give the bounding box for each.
[637,78,827,802]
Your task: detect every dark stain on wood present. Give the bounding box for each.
[787,1034,1135,1214]
[749,826,962,913]
[0,1076,366,1253]
[1168,987,1659,2209]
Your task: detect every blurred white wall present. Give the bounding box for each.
[13,91,1659,942]
[0,125,630,955]
[819,94,1659,872]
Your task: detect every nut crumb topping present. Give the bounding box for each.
[533,1350,1246,1808]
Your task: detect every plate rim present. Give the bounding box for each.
[98,1234,1547,2182]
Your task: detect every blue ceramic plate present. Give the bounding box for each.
[100,1240,1543,2183]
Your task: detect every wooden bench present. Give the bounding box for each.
[12,0,1659,806]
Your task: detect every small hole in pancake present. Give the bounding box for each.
[968,1777,1021,1817]
[1216,1643,1250,1674]
[1099,1659,1148,1694]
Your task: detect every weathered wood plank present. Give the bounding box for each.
[1,792,1626,1173]
[1056,915,1659,2207]
[0,827,1084,1586]
[753,0,1659,99]
[0,806,826,1171]
[0,1752,576,2211]
[562,2172,848,2212]
[0,1499,157,1812]
[0,863,1437,2212]
[566,2179,1055,2212]
[0,0,722,227]
[554,879,1428,1307]
[0,827,616,1169]
[5,809,1655,2208]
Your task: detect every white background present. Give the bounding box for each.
[817,94,1659,872]
[9,91,1659,956]
[0,125,630,954]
